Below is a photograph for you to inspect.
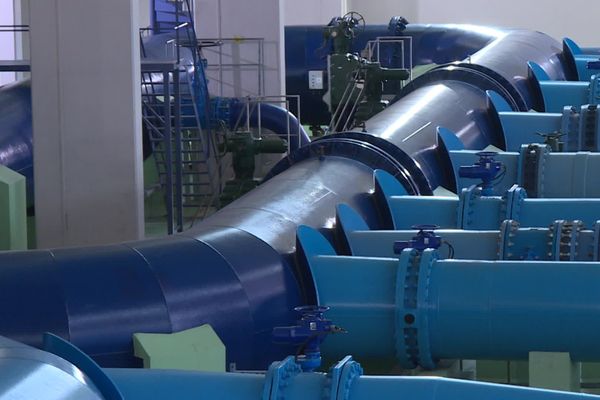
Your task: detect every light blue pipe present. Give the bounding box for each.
[373,170,600,230]
[563,38,600,82]
[487,90,600,153]
[107,362,598,400]
[448,145,600,197]
[527,61,600,113]
[335,204,600,261]
[106,368,265,399]
[2,333,595,400]
[298,227,600,369]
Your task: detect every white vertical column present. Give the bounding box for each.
[0,0,16,85]
[139,0,151,29]
[30,0,144,247]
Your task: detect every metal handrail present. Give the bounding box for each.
[0,25,29,32]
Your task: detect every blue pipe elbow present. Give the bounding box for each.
[0,80,33,203]
[227,99,311,151]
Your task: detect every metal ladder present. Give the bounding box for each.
[143,0,221,231]
[329,69,365,133]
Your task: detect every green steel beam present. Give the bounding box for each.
[133,325,226,372]
[0,165,27,250]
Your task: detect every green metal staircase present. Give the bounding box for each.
[141,0,221,232]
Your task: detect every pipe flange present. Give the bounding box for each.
[324,356,363,400]
[395,249,421,369]
[416,249,437,369]
[458,185,482,229]
[558,220,583,261]
[263,134,429,195]
[588,75,600,106]
[395,248,437,369]
[498,219,520,259]
[503,185,527,222]
[262,356,302,400]
[337,359,363,400]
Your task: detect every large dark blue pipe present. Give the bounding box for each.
[0,26,569,369]
[0,80,33,202]
[280,27,566,193]
[286,24,507,125]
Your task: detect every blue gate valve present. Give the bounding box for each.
[393,224,442,254]
[458,151,504,196]
[272,306,345,372]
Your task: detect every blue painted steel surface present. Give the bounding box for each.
[2,317,600,399]
[336,204,599,261]
[563,38,600,82]
[333,29,566,192]
[375,169,600,229]
[0,25,575,370]
[299,226,600,368]
[489,95,600,152]
[0,233,302,369]
[528,60,600,113]
[18,331,599,400]
[107,355,599,400]
[449,146,600,197]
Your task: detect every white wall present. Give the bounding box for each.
[280,0,600,46]
[30,0,144,247]
[417,0,600,46]
[139,0,151,29]
[196,0,285,97]
[13,0,29,82]
[284,0,345,26]
[0,0,15,85]
[345,0,418,25]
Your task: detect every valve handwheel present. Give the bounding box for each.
[342,11,366,38]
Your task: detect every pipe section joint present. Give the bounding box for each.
[395,249,437,369]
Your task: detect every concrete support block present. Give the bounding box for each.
[476,360,529,384]
[0,166,27,250]
[529,352,581,392]
[133,325,226,372]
